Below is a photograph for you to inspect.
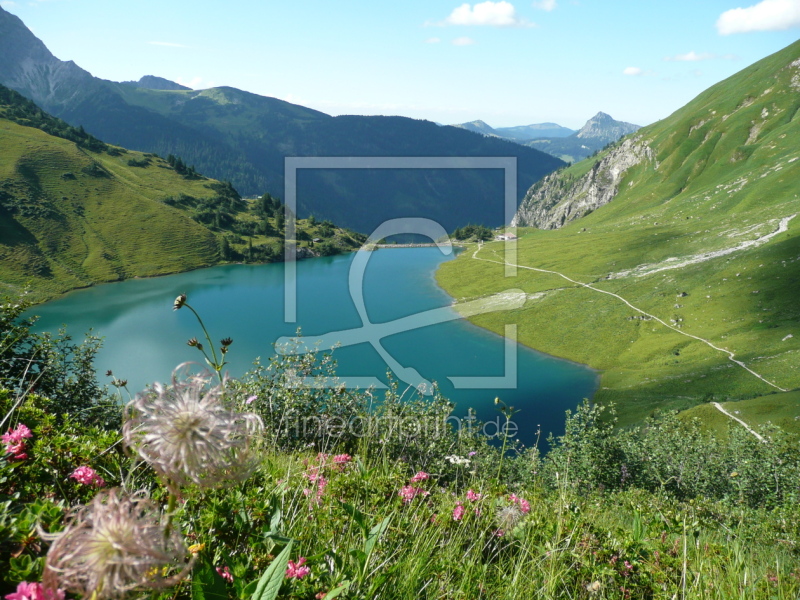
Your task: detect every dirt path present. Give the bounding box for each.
[609,214,796,279]
[711,402,766,442]
[470,242,788,392]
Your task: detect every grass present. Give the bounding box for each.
[437,40,800,428]
[679,390,800,438]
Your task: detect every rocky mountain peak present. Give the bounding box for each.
[0,4,95,110]
[575,112,640,141]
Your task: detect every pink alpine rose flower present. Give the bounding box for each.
[5,581,64,600]
[509,493,531,514]
[398,485,429,504]
[70,466,106,488]
[286,558,311,579]
[3,424,33,460]
[216,566,234,583]
[409,471,429,483]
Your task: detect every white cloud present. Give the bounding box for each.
[665,51,713,62]
[532,0,557,10]
[452,36,476,45]
[664,51,739,61]
[148,41,187,48]
[438,1,534,27]
[623,66,644,76]
[717,0,800,34]
[425,37,442,43]
[0,1,18,7]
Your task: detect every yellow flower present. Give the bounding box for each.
[188,543,206,555]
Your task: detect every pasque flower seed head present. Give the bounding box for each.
[123,364,263,490]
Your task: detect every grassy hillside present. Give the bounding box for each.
[0,86,364,302]
[437,40,800,427]
[679,390,800,438]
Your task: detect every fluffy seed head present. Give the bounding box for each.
[123,364,263,490]
[43,489,191,599]
[495,504,523,531]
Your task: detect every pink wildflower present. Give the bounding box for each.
[3,424,33,460]
[5,581,64,600]
[452,503,465,521]
[316,475,327,498]
[410,471,429,483]
[509,493,530,514]
[286,558,311,579]
[70,466,106,488]
[216,566,234,583]
[333,454,352,466]
[245,395,257,405]
[5,441,27,461]
[468,451,477,457]
[466,489,482,502]
[398,485,429,504]
[2,424,32,444]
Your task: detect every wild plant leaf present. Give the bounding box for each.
[252,540,292,600]
[322,581,352,600]
[191,559,228,600]
[364,516,391,557]
[340,500,367,534]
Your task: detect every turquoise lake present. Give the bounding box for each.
[28,248,597,448]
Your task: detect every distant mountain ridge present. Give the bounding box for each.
[449,119,575,140]
[450,113,639,164]
[524,112,641,164]
[121,75,191,91]
[0,5,565,235]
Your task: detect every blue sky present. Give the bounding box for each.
[3,0,799,128]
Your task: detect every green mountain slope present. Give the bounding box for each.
[0,85,364,302]
[0,90,225,300]
[437,40,800,427]
[0,5,564,235]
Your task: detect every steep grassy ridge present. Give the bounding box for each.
[438,41,800,426]
[0,114,225,301]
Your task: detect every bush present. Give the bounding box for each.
[0,294,120,428]
[541,401,800,508]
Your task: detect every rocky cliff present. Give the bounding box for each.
[512,135,657,229]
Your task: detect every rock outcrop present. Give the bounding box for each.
[512,135,657,229]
